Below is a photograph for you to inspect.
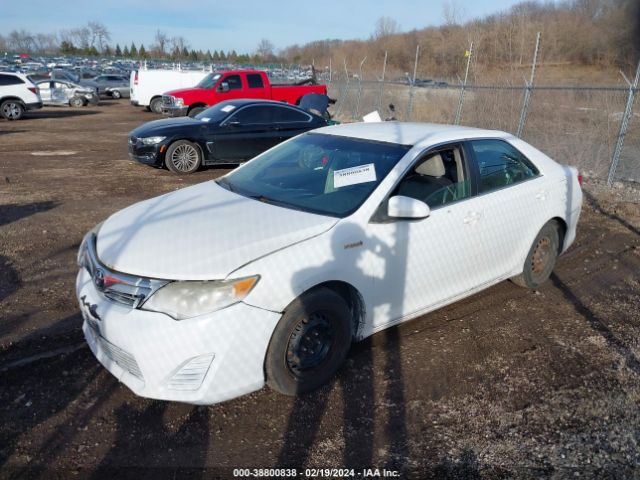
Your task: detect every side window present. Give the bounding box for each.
[392,145,471,208]
[229,106,274,124]
[247,74,264,89]
[272,106,310,123]
[225,75,242,90]
[470,139,539,193]
[0,74,24,86]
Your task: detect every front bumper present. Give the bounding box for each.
[162,104,189,117]
[128,141,164,166]
[76,268,281,404]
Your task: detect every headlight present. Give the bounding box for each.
[141,276,260,320]
[174,97,184,107]
[140,136,166,145]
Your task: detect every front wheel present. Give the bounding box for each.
[69,96,85,108]
[111,90,122,99]
[165,140,202,174]
[265,288,353,396]
[511,220,560,289]
[1,100,24,120]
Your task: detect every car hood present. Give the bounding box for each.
[96,181,338,280]
[165,87,207,98]
[130,117,203,137]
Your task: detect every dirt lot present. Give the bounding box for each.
[1,101,639,479]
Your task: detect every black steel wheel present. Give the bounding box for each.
[165,140,202,174]
[511,220,560,289]
[265,287,353,395]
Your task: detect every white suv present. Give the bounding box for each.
[0,72,42,120]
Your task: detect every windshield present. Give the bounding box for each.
[196,73,222,89]
[217,133,412,217]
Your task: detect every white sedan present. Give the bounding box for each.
[76,122,582,404]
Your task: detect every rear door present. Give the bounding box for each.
[463,138,549,280]
[246,73,269,100]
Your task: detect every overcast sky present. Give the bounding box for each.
[2,0,529,53]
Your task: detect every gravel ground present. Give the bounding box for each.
[0,102,639,479]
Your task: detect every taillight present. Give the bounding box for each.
[134,71,138,85]
[577,173,583,186]
[28,87,38,94]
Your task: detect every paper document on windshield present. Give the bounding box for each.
[333,163,377,188]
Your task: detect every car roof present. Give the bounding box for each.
[312,122,514,147]
[221,98,309,110]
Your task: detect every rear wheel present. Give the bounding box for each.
[511,220,560,289]
[188,106,206,117]
[1,100,24,120]
[111,89,122,99]
[149,97,163,114]
[165,140,202,174]
[265,288,353,395]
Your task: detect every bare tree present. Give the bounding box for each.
[372,17,400,40]
[443,0,466,26]
[87,21,110,52]
[8,30,34,52]
[154,29,169,56]
[257,38,275,60]
[170,36,190,54]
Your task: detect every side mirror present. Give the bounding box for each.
[218,82,230,93]
[387,195,430,219]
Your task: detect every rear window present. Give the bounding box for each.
[0,74,24,86]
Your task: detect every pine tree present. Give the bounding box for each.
[104,45,112,56]
[115,44,122,57]
[206,49,212,61]
[139,44,147,58]
[60,41,76,54]
[123,45,130,57]
[130,42,138,58]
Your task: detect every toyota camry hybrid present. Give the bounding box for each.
[76,122,582,405]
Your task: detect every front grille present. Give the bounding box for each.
[162,95,175,107]
[82,234,168,309]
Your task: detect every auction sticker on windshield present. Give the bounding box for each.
[333,163,377,188]
[221,105,236,113]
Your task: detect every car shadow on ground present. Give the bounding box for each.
[0,130,27,136]
[0,200,59,227]
[583,190,639,236]
[551,273,640,374]
[26,110,100,119]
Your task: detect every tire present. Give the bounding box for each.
[165,140,202,174]
[111,90,122,99]
[1,100,24,120]
[149,97,163,114]
[188,106,206,117]
[70,96,85,108]
[511,220,560,289]
[265,287,353,396]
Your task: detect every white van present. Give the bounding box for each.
[129,69,210,113]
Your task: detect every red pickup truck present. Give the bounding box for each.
[161,69,327,117]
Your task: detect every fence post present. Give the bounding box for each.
[454,42,473,125]
[353,56,367,119]
[407,45,420,121]
[335,59,350,118]
[328,57,332,90]
[377,51,388,113]
[516,32,541,138]
[607,61,640,186]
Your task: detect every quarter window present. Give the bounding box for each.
[247,74,264,89]
[229,106,274,124]
[470,139,539,193]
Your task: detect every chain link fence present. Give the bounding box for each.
[326,64,639,186]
